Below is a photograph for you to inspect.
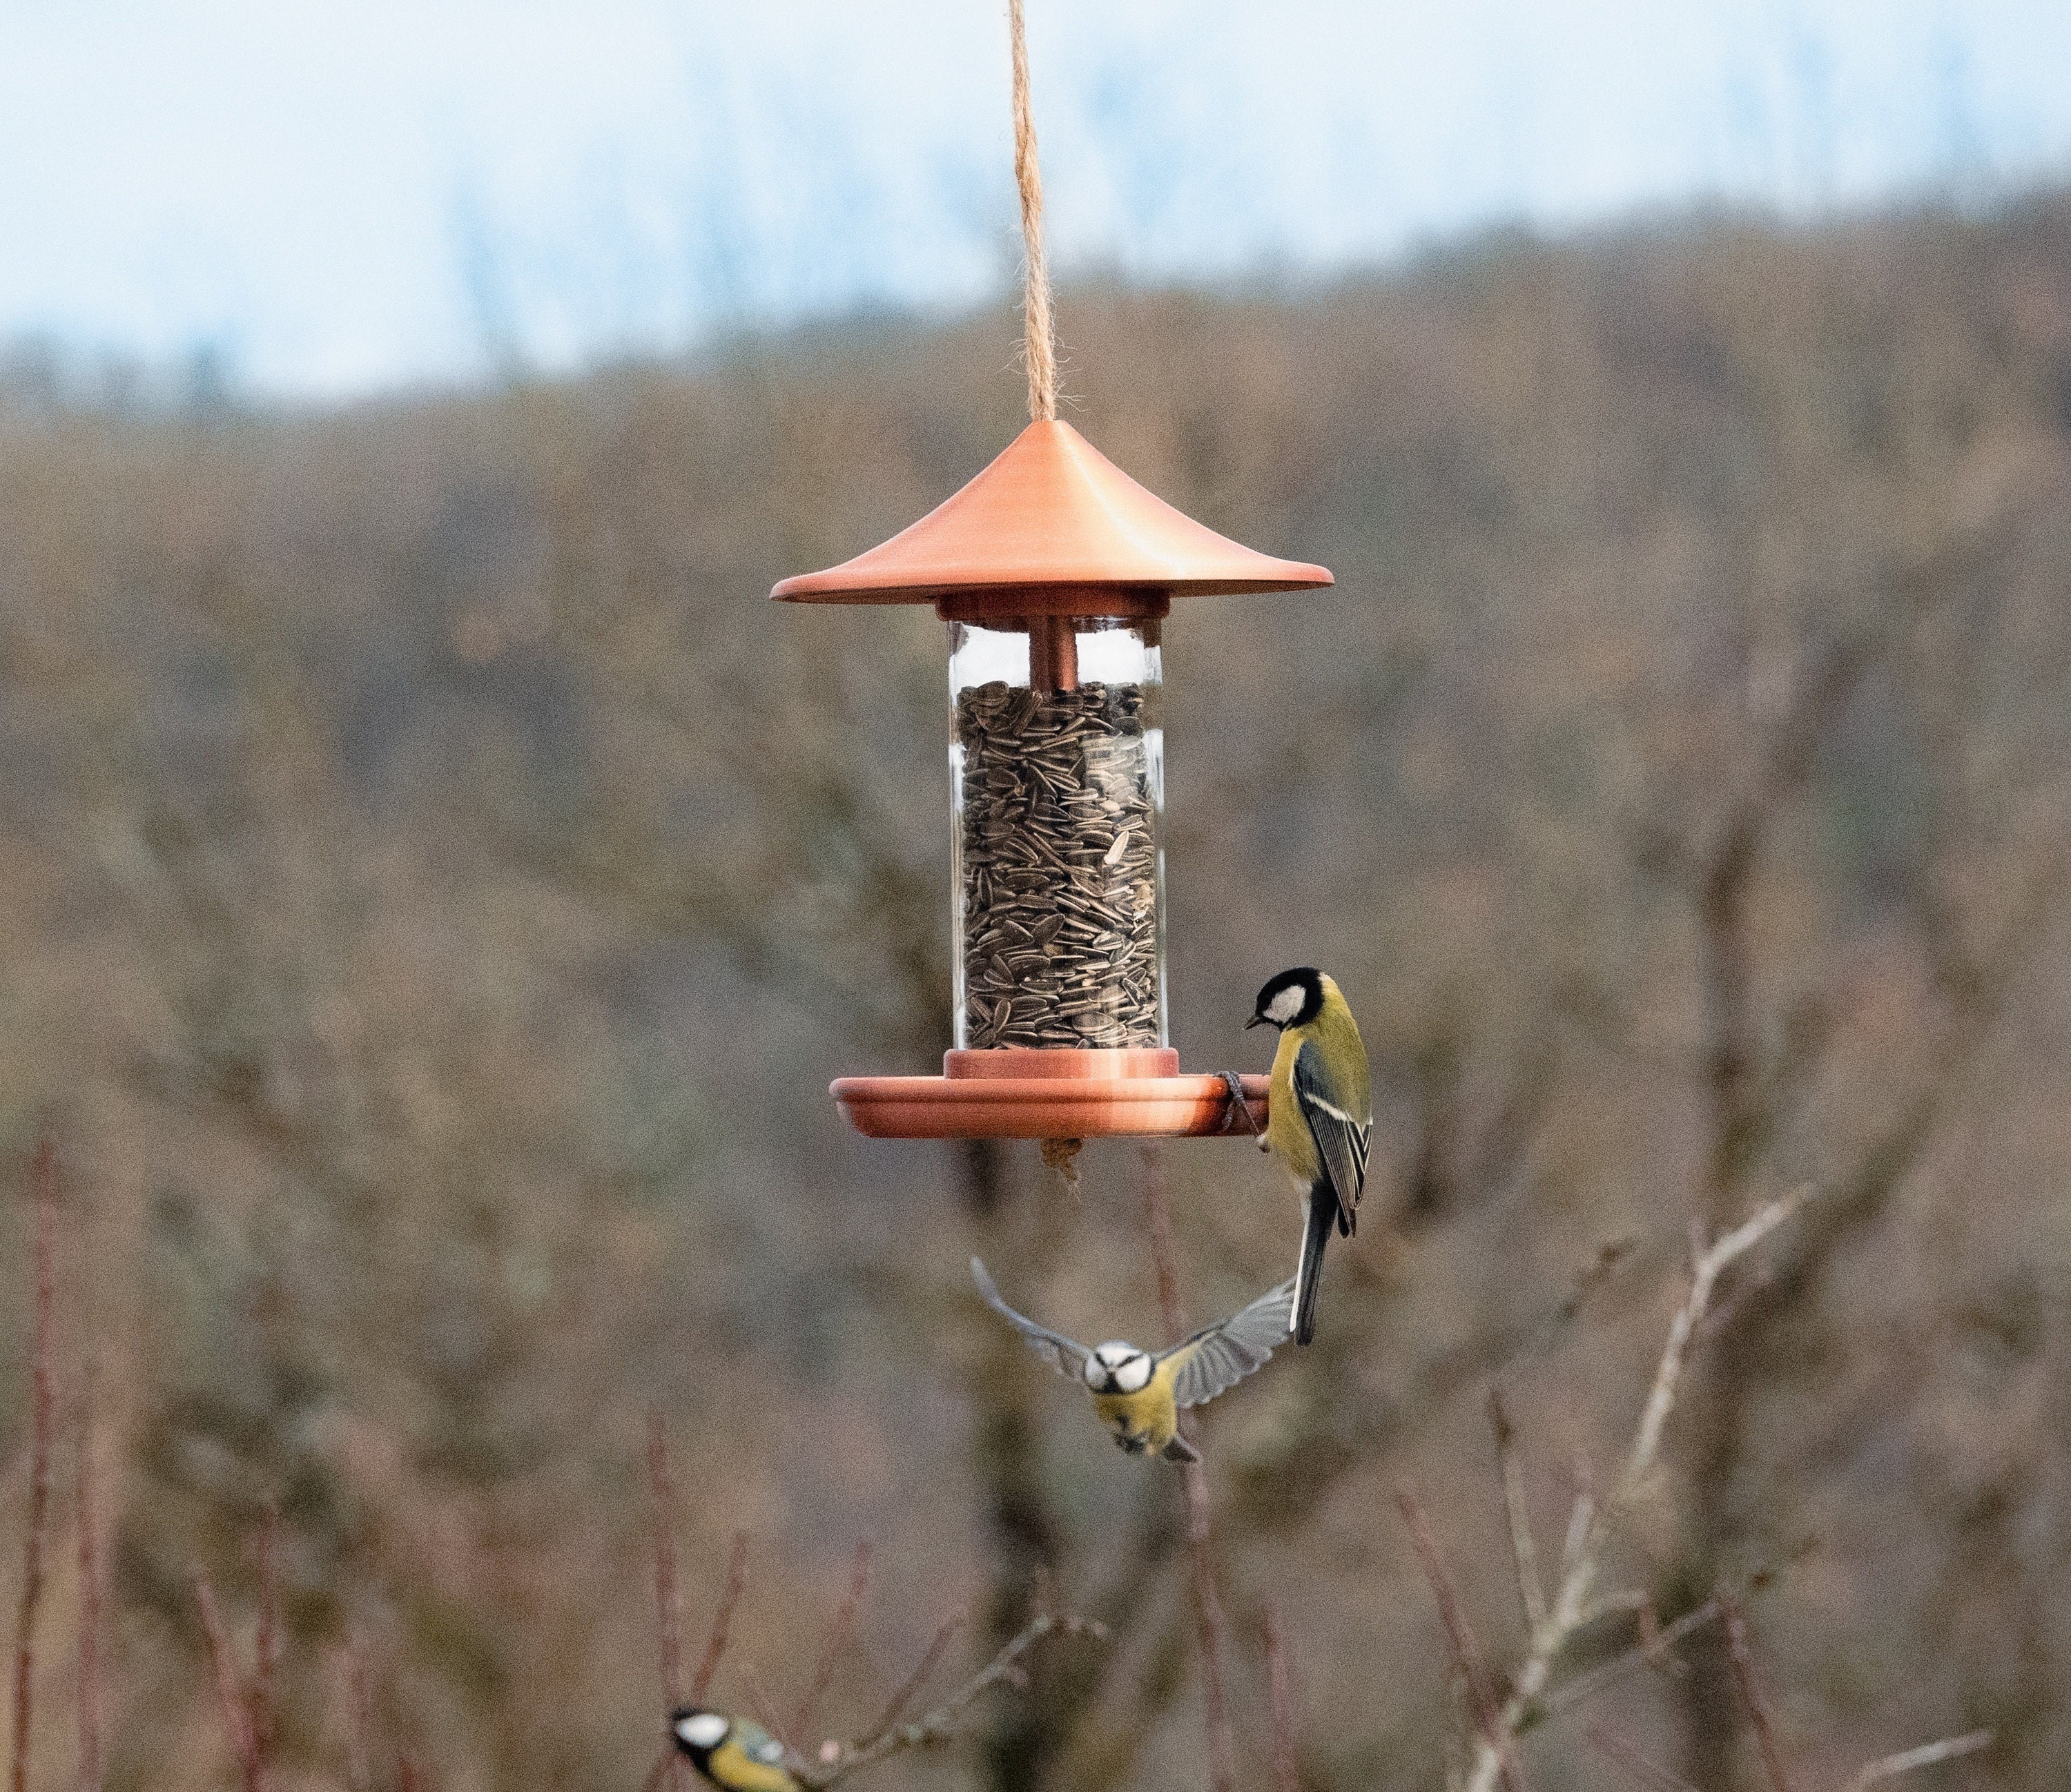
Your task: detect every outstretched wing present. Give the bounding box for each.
[971,1258,1092,1381]
[1163,1278,1299,1408]
[1294,1040,1371,1229]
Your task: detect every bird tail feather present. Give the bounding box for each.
[1292,1189,1335,1346]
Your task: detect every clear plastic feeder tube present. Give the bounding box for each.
[949,617,1167,1051]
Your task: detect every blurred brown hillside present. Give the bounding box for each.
[3,190,2071,1792]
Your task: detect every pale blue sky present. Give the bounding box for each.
[3,0,2066,397]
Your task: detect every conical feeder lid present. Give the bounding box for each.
[772,418,1332,606]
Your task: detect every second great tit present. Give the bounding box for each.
[670,1710,799,1792]
[1248,967,1373,1345]
[972,1258,1296,1461]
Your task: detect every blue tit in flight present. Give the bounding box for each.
[670,1710,799,1792]
[1248,966,1373,1345]
[971,1258,1296,1461]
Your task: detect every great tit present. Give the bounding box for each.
[972,1258,1296,1461]
[670,1710,799,1792]
[1248,967,1372,1345]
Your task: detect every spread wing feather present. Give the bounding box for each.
[1163,1277,1299,1408]
[1294,1040,1371,1231]
[971,1258,1092,1381]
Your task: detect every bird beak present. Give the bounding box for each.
[1244,1014,1266,1029]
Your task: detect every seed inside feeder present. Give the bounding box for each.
[955,678,1163,1049]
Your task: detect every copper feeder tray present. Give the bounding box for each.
[834,1050,1269,1140]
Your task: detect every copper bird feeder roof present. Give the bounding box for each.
[772,418,1333,612]
[777,417,1328,1142]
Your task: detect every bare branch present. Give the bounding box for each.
[793,1543,872,1743]
[1396,1490,1530,1792]
[255,1501,282,1773]
[741,1668,796,1762]
[340,1638,373,1792]
[1263,1604,1301,1792]
[75,1362,103,1792]
[1536,1601,1720,1723]
[1460,1194,1802,1792]
[11,1138,57,1792]
[1586,1725,1699,1792]
[806,1613,1106,1789]
[1844,1731,1992,1792]
[1721,1597,1796,1792]
[647,1416,684,1705]
[690,1531,750,1704]
[855,1615,964,1751]
[194,1571,264,1792]
[1488,1392,1546,1639]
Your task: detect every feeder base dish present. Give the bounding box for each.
[832,1048,1269,1140]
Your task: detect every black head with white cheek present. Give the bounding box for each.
[1085,1341,1153,1394]
[1249,967,1324,1031]
[672,1710,730,1762]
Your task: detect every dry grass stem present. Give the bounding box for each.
[1263,1604,1301,1792]
[1488,1392,1546,1638]
[856,1615,964,1749]
[75,1365,102,1792]
[1397,1490,1530,1792]
[690,1531,750,1704]
[1537,1601,1720,1721]
[806,1612,1106,1789]
[194,1571,264,1792]
[10,1139,57,1792]
[1459,1193,1802,1792]
[1586,1724,1700,1792]
[1843,1731,1992,1791]
[793,1542,872,1742]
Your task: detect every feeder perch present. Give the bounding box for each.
[776,417,1332,1139]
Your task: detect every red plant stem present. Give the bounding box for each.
[647,1415,685,1704]
[10,1139,57,1792]
[1142,1145,1235,1792]
[342,1640,373,1792]
[195,1572,263,1792]
[1263,1604,1300,1792]
[1722,1596,1796,1792]
[1394,1490,1530,1792]
[793,1542,871,1742]
[75,1364,102,1792]
[690,1532,750,1704]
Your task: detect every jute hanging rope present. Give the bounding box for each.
[1008,0,1059,422]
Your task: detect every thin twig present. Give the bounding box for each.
[255,1501,282,1773]
[741,1668,795,1762]
[1586,1725,1699,1792]
[1721,1596,1796,1792]
[855,1616,964,1750]
[1844,1731,1992,1792]
[647,1419,683,1702]
[1263,1604,1301,1792]
[1536,1601,1720,1723]
[396,1749,424,1792]
[1488,1392,1546,1639]
[10,1138,57,1792]
[195,1572,263,1792]
[690,1531,750,1704]
[1460,1193,1803,1792]
[806,1613,1105,1789]
[75,1363,103,1792]
[1143,1145,1234,1792]
[1396,1491,1530,1792]
[341,1638,373,1792]
[793,1543,872,1742]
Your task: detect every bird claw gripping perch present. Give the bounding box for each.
[1215,1070,1259,1138]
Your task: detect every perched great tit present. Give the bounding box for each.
[670,1709,799,1792]
[972,1258,1296,1461]
[1248,967,1373,1346]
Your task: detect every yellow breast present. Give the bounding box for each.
[1091,1376,1178,1456]
[705,1739,797,1792]
[1267,1024,1320,1185]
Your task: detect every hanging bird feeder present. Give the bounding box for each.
[774,3,1333,1140]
